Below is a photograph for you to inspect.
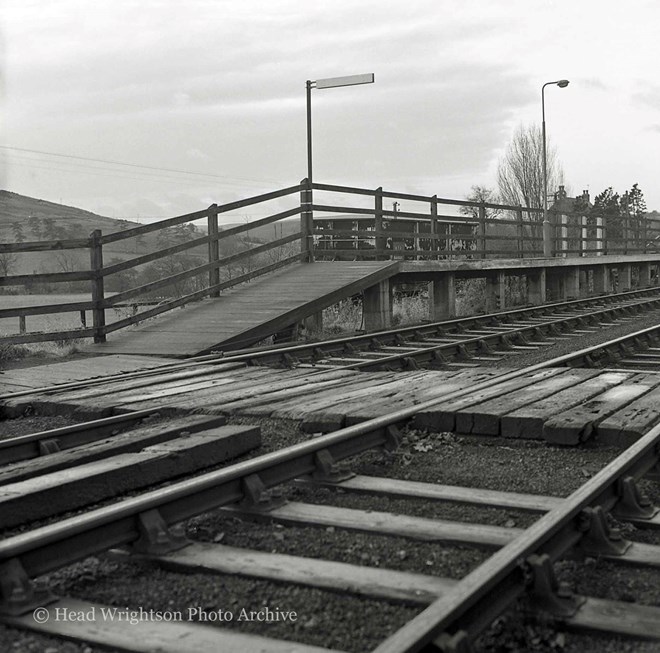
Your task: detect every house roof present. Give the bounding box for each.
[549,186,592,214]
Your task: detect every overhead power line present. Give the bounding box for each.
[0,145,283,186]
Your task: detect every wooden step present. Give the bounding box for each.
[0,424,261,527]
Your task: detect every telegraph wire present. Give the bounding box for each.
[0,145,285,187]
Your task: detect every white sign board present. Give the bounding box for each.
[315,73,375,89]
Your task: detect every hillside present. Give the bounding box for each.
[0,190,207,276]
[0,190,138,238]
[0,191,299,280]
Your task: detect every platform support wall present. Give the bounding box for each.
[618,264,632,291]
[546,273,563,301]
[303,312,324,334]
[593,266,611,294]
[639,263,652,287]
[485,272,506,312]
[363,279,392,331]
[564,268,580,299]
[428,274,456,321]
[527,269,546,305]
[579,269,589,296]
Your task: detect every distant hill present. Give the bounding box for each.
[219,218,300,243]
[0,191,302,279]
[0,191,206,276]
[0,191,139,237]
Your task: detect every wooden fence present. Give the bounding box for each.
[0,183,310,345]
[309,183,660,260]
[2,179,659,346]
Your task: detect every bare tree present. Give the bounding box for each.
[497,123,564,210]
[460,185,503,220]
[0,251,18,277]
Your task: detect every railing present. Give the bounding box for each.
[1,183,310,345]
[309,182,660,261]
[2,178,660,346]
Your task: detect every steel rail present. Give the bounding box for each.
[0,345,598,582]
[0,408,161,465]
[1,286,659,403]
[1,338,658,653]
[373,420,660,653]
[290,291,660,374]
[551,320,660,368]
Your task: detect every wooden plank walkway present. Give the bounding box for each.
[89,261,399,357]
[0,354,180,394]
[6,361,660,446]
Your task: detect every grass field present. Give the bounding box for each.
[0,294,95,335]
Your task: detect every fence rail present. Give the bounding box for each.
[1,183,308,345]
[310,182,660,261]
[2,179,660,346]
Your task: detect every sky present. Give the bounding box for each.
[1,0,660,226]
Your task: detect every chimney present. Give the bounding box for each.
[582,189,590,204]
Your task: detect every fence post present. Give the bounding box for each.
[516,209,523,257]
[374,187,385,259]
[478,204,486,259]
[643,214,648,253]
[207,203,220,297]
[300,178,314,262]
[19,316,26,334]
[89,229,106,343]
[560,214,568,258]
[430,195,438,259]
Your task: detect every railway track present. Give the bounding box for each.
[227,286,660,372]
[3,286,660,406]
[552,320,660,372]
[2,332,660,651]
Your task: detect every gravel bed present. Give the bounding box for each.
[0,627,112,653]
[188,513,490,579]
[2,410,659,651]
[284,483,540,529]
[0,414,83,439]
[52,557,419,653]
[349,429,621,497]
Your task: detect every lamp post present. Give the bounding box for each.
[305,73,375,186]
[542,79,569,257]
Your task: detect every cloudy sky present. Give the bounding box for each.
[2,0,660,224]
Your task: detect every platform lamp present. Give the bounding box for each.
[542,79,570,257]
[305,73,375,186]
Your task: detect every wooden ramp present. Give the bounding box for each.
[89,261,399,357]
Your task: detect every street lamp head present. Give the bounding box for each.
[313,73,375,90]
[557,79,570,88]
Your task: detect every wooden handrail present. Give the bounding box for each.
[98,184,303,245]
[104,232,301,306]
[3,179,660,346]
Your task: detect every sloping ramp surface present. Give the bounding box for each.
[90,261,399,357]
